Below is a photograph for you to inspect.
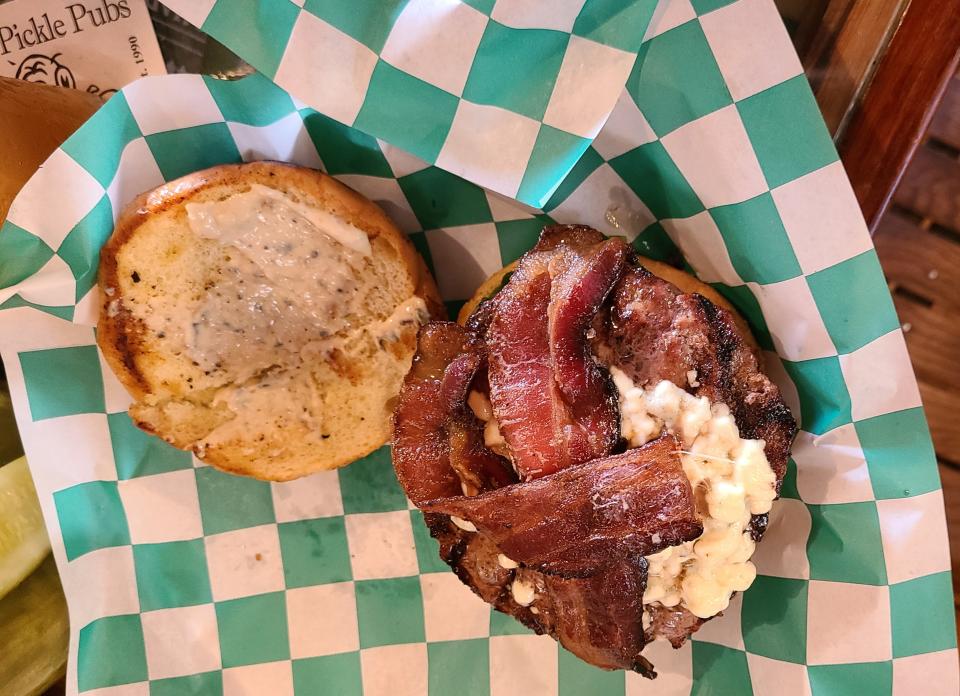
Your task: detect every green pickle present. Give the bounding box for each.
[0,383,68,694]
[0,557,68,696]
[0,385,24,465]
[0,457,50,599]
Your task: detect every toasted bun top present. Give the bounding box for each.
[98,161,441,480]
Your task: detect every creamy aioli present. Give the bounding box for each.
[183,184,371,379]
[467,390,509,457]
[187,184,371,255]
[610,367,776,619]
[203,368,323,453]
[164,184,427,455]
[371,296,429,343]
[511,577,536,606]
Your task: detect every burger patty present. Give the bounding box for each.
[391,225,797,677]
[601,263,795,484]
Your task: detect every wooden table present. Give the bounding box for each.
[874,70,960,632]
[778,0,960,635]
[0,77,97,696]
[778,0,960,229]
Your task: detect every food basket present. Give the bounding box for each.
[0,1,955,693]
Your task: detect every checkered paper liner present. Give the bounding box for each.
[0,1,957,694]
[159,0,660,209]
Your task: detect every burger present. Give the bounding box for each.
[391,224,796,676]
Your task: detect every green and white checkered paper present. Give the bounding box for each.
[0,1,957,694]
[162,0,660,208]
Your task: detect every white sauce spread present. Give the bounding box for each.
[467,390,508,457]
[451,516,477,532]
[169,184,427,454]
[511,578,536,606]
[187,183,371,255]
[204,367,323,450]
[184,184,372,380]
[610,367,776,619]
[371,296,430,344]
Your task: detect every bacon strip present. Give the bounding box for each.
[393,323,515,505]
[550,239,628,460]
[541,558,654,674]
[485,269,558,478]
[550,241,628,403]
[394,225,797,676]
[422,435,701,576]
[485,226,627,479]
[425,513,655,674]
[533,224,607,253]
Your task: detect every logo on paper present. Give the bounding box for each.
[13,52,75,88]
[0,1,133,56]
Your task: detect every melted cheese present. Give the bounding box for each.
[611,367,776,619]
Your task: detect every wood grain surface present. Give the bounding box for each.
[838,0,960,230]
[876,212,960,393]
[929,75,960,151]
[793,0,904,135]
[894,147,960,233]
[873,75,960,632]
[918,382,960,464]
[941,464,960,610]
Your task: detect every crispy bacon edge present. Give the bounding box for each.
[393,322,516,506]
[422,435,701,577]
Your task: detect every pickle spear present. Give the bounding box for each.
[0,457,51,600]
[0,556,68,696]
[0,387,23,464]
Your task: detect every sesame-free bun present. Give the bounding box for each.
[98,162,442,481]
